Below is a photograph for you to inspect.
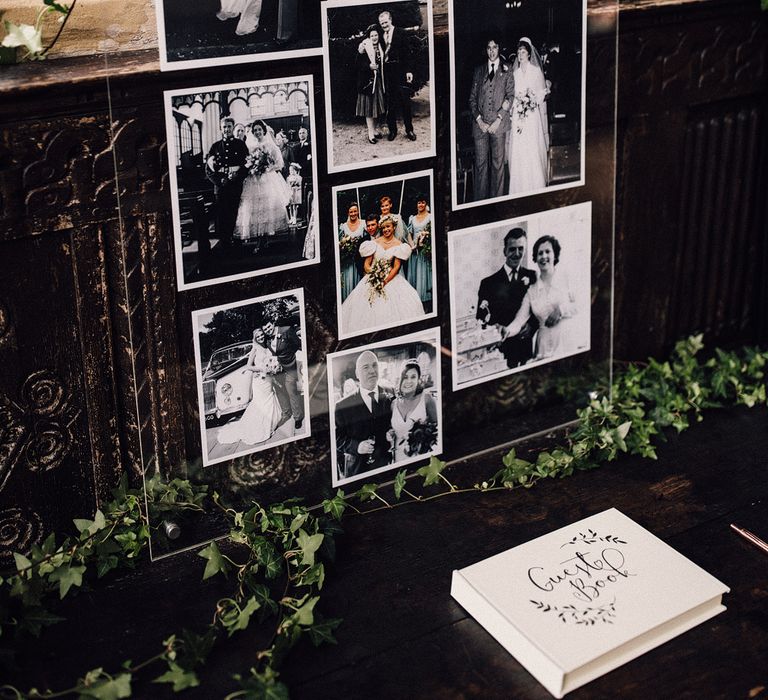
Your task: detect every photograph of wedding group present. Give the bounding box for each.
[333,170,436,339]
[164,76,319,291]
[155,0,323,70]
[449,0,586,208]
[322,0,436,172]
[328,328,442,486]
[192,289,310,468]
[448,202,592,390]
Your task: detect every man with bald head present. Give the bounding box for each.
[334,350,395,480]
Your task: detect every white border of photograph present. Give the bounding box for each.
[191,287,312,468]
[448,202,592,391]
[332,168,437,340]
[328,326,443,487]
[321,0,437,174]
[164,75,321,292]
[154,2,323,72]
[448,0,588,211]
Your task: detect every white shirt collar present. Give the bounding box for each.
[503,262,519,280]
[488,59,499,70]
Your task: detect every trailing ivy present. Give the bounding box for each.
[1,336,765,699]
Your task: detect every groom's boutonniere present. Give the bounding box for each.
[522,277,531,287]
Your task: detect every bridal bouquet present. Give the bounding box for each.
[245,149,274,177]
[514,88,538,134]
[406,419,438,457]
[366,258,391,304]
[416,222,432,258]
[263,355,282,377]
[338,234,361,263]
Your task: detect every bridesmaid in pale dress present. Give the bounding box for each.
[338,202,366,299]
[406,195,432,303]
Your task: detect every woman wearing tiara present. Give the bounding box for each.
[340,216,426,335]
[387,360,438,463]
[507,37,550,195]
[233,120,292,242]
[216,0,262,36]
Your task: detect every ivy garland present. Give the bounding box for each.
[0,336,766,699]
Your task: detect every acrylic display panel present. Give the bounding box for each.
[104,0,619,558]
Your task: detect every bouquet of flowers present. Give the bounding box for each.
[366,258,391,304]
[406,418,438,457]
[514,88,538,134]
[339,234,361,263]
[245,149,274,177]
[416,221,432,258]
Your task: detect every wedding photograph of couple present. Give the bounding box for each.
[322,0,436,172]
[327,328,442,486]
[155,0,323,70]
[332,170,436,339]
[192,289,310,468]
[164,76,319,291]
[449,0,586,208]
[448,202,592,390]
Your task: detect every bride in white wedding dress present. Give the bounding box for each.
[217,0,262,36]
[217,328,282,446]
[341,216,426,335]
[507,37,550,195]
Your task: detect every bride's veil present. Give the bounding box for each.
[512,36,550,150]
[245,120,286,172]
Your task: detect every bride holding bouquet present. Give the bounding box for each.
[341,216,426,335]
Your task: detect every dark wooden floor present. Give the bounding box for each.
[8,404,768,699]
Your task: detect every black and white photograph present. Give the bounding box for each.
[192,289,310,467]
[328,328,442,486]
[165,77,319,291]
[448,203,591,390]
[333,169,436,339]
[321,0,436,173]
[449,0,586,209]
[155,0,323,71]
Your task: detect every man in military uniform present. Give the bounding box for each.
[205,116,249,248]
[469,38,515,201]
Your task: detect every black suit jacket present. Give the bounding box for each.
[476,266,537,326]
[271,325,301,367]
[383,27,412,84]
[291,142,312,173]
[335,386,394,479]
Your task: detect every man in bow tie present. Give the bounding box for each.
[469,37,515,201]
[205,116,249,248]
[476,228,537,368]
[334,350,395,480]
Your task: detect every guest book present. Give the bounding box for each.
[451,508,729,698]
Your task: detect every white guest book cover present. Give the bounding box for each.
[451,508,729,698]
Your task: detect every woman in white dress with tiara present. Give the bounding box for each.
[233,120,292,242]
[507,36,550,195]
[340,216,426,335]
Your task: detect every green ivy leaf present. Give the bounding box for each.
[293,596,319,627]
[296,529,324,567]
[13,552,32,574]
[198,541,230,581]
[321,490,347,521]
[357,483,380,502]
[153,662,200,692]
[307,615,342,647]
[416,457,447,486]
[256,542,283,580]
[225,596,260,637]
[79,671,132,699]
[49,564,86,599]
[17,605,66,637]
[393,470,407,500]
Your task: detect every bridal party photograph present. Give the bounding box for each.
[155,0,323,70]
[448,202,592,390]
[192,289,310,468]
[449,0,586,208]
[321,0,436,172]
[328,328,443,486]
[164,76,319,291]
[333,170,436,339]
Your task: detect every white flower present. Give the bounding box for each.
[2,21,43,56]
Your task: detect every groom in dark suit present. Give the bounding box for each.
[476,228,537,368]
[378,9,417,142]
[469,38,515,201]
[334,350,395,480]
[264,317,304,432]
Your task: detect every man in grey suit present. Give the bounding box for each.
[469,38,515,201]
